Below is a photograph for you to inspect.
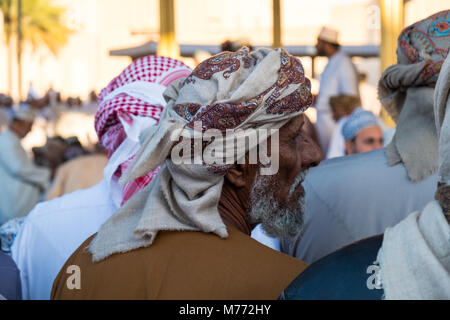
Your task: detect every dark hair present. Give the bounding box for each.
[221,39,253,52]
[221,40,234,52]
[329,95,361,113]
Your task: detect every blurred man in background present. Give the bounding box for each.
[314,26,360,155]
[0,108,50,225]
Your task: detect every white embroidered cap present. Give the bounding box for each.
[317,26,339,45]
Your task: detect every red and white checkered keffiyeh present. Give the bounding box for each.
[94,55,191,206]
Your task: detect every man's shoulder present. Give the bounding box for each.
[67,228,267,263]
[68,227,307,277]
[153,227,291,256]
[307,149,390,184]
[335,50,353,63]
[130,228,307,274]
[53,228,307,300]
[306,148,437,191]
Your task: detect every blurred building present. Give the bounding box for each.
[0,0,448,100]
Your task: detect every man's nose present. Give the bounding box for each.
[302,136,322,169]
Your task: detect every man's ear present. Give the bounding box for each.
[225,163,257,188]
[225,165,246,188]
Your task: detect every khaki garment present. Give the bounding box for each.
[46,154,108,200]
[51,227,307,300]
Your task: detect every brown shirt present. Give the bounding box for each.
[46,154,108,201]
[51,227,307,300]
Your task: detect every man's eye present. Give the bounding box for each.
[292,132,301,141]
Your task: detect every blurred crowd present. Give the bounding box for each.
[0,89,107,225]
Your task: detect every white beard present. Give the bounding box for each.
[248,170,308,240]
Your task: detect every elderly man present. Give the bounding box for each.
[0,108,50,224]
[284,52,450,300]
[11,56,192,300]
[51,47,321,300]
[342,109,383,155]
[314,26,360,154]
[281,10,449,264]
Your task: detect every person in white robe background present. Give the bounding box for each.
[0,108,50,225]
[314,26,360,155]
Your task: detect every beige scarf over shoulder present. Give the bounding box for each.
[89,47,313,262]
[378,10,450,181]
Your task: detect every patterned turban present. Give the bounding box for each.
[378,10,450,182]
[94,55,191,205]
[342,109,380,141]
[89,47,313,261]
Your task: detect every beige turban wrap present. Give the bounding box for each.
[89,48,313,261]
[378,10,450,181]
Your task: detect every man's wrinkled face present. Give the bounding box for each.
[345,125,384,155]
[248,115,322,239]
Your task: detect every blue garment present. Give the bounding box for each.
[0,251,21,300]
[283,235,384,300]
